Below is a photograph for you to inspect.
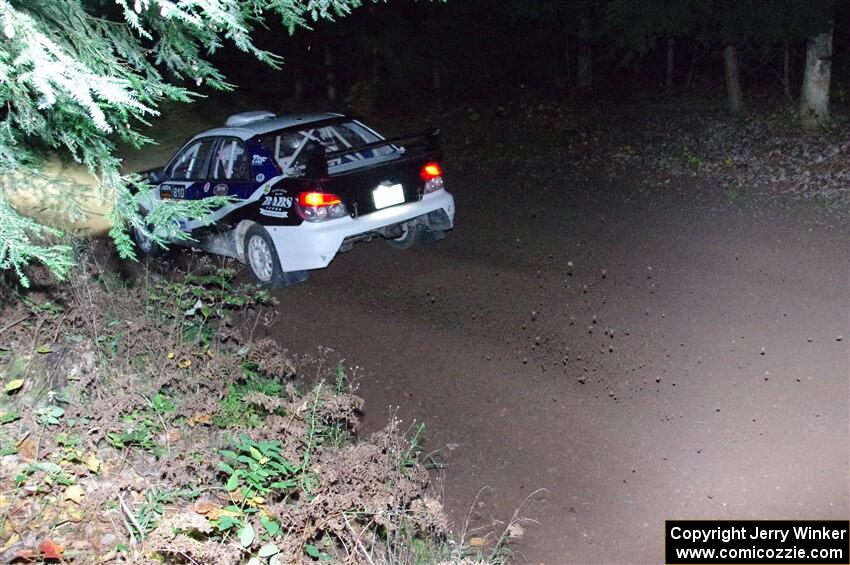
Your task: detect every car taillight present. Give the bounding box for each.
[420,162,442,181]
[299,192,341,207]
[420,162,444,194]
[296,191,348,222]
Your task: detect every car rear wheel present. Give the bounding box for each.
[386,223,420,250]
[243,225,309,287]
[245,225,281,285]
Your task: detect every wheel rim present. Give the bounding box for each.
[247,235,274,282]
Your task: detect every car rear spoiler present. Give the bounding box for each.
[302,129,441,178]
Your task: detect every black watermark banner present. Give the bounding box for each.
[666,520,850,564]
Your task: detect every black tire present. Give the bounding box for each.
[386,223,420,250]
[131,222,163,258]
[243,225,309,288]
[244,225,284,286]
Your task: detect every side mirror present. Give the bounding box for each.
[145,166,166,184]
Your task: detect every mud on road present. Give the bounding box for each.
[262,167,849,564]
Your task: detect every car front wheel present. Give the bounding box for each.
[131,221,163,258]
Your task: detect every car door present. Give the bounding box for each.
[160,137,216,200]
[177,136,269,231]
[208,137,257,199]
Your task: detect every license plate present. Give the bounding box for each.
[373,183,404,209]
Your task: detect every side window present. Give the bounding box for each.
[168,138,215,180]
[211,139,250,180]
[259,132,305,172]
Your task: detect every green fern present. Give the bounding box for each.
[0,196,73,287]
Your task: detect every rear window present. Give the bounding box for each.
[259,120,397,175]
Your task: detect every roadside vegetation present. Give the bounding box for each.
[0,248,518,564]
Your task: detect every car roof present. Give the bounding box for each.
[191,112,347,141]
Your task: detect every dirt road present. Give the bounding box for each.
[265,168,849,563]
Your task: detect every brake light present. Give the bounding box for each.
[299,192,341,207]
[420,162,444,195]
[296,191,347,222]
[420,162,442,181]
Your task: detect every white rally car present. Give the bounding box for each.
[134,111,455,286]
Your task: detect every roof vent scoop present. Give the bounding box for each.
[224,111,276,127]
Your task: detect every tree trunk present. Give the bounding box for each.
[723,44,744,115]
[292,34,305,102]
[433,65,442,111]
[324,44,336,103]
[577,43,592,90]
[686,45,698,90]
[783,41,792,102]
[564,34,572,96]
[577,17,592,90]
[666,37,675,94]
[799,29,833,130]
[294,73,304,103]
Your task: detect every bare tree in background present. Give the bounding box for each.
[799,27,833,130]
[666,37,675,94]
[723,44,744,115]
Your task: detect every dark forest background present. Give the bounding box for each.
[209,0,848,118]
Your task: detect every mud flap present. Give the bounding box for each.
[280,270,309,287]
[419,228,446,244]
[424,209,452,231]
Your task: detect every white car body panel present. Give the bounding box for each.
[267,190,455,271]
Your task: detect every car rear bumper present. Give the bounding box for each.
[267,190,455,271]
